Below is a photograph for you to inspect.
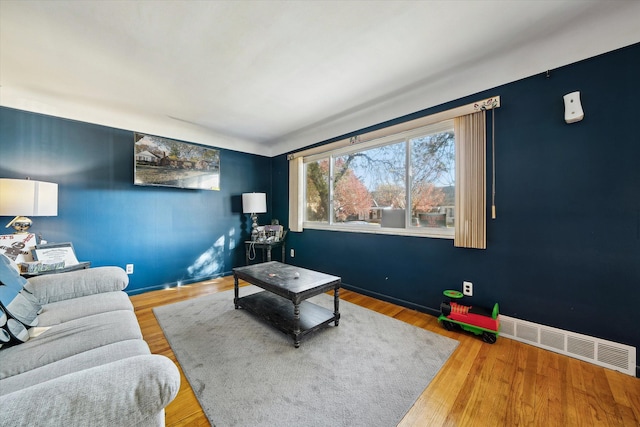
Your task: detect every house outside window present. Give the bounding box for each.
[304,120,455,238]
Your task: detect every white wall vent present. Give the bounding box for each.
[540,329,564,351]
[499,315,636,376]
[516,323,538,343]
[500,317,515,336]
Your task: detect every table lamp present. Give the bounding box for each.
[0,178,58,233]
[242,192,266,241]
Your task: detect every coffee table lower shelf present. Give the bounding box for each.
[236,291,338,347]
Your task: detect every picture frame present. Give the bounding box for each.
[134,132,221,191]
[32,242,80,267]
[0,233,38,264]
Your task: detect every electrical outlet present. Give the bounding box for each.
[290,249,295,258]
[126,264,134,274]
[463,281,473,296]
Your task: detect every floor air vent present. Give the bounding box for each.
[499,315,636,376]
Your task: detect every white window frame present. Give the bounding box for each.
[302,121,455,238]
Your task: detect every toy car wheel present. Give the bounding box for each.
[442,320,455,331]
[482,331,497,344]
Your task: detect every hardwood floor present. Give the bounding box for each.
[130,276,640,426]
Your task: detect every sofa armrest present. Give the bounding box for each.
[26,266,129,304]
[0,354,180,427]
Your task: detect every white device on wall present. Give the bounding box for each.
[563,91,584,124]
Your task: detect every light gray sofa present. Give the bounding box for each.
[0,266,180,427]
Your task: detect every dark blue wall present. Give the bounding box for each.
[273,43,640,354]
[0,108,272,294]
[1,43,638,361]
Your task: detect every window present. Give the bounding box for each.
[304,120,455,238]
[289,95,498,247]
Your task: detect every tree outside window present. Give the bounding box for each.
[305,120,455,234]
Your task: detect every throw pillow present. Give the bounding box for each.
[0,305,8,348]
[0,317,30,349]
[1,253,28,288]
[0,328,9,348]
[1,305,30,348]
[0,254,42,348]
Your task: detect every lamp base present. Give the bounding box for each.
[5,216,32,234]
[250,213,258,241]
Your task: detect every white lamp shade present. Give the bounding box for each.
[0,179,58,216]
[242,192,267,214]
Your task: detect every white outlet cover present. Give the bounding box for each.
[463,281,473,296]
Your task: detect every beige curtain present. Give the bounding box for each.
[454,111,486,249]
[288,156,304,232]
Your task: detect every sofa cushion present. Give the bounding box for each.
[0,354,180,427]
[0,339,151,396]
[37,291,134,326]
[26,266,129,304]
[0,309,143,380]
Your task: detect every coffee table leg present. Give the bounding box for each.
[293,303,301,348]
[334,286,340,326]
[234,274,239,309]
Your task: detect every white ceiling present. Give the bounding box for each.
[1,1,639,157]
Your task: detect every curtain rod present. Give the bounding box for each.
[288,96,500,160]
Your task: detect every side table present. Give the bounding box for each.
[245,240,285,265]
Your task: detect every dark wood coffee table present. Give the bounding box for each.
[233,261,341,348]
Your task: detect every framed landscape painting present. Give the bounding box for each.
[134,133,220,190]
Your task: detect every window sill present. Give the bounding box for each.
[302,222,454,239]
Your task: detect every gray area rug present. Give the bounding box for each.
[153,286,458,427]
